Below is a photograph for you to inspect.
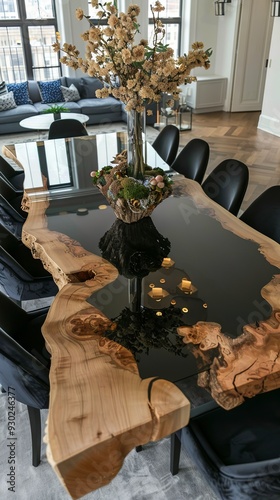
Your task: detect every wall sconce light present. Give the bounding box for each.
[271,0,280,16]
[215,0,231,16]
[215,1,225,15]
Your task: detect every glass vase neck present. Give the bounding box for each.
[126,109,146,179]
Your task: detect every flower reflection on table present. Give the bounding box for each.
[98,217,208,361]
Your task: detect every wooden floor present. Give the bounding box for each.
[179,111,280,211]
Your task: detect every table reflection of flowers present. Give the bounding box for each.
[53,1,211,222]
[99,217,170,278]
[104,305,188,357]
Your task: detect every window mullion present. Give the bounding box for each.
[17,0,27,20]
[21,24,33,80]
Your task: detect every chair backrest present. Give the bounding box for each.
[0,155,24,191]
[48,118,89,139]
[171,138,210,183]
[0,225,50,278]
[0,176,27,220]
[201,159,249,215]
[0,291,49,408]
[152,125,180,166]
[0,245,58,304]
[0,205,23,240]
[240,186,280,243]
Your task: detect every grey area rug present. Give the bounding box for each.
[0,394,218,500]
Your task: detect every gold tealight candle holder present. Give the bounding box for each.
[178,277,197,295]
[181,278,192,291]
[148,287,169,300]
[161,257,175,268]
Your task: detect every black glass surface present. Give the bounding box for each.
[44,194,278,383]
[9,135,279,386]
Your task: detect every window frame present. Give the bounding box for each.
[148,2,183,57]
[0,0,60,81]
[87,1,183,56]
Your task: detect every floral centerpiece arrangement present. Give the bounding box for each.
[53,0,211,222]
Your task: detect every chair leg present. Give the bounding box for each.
[27,406,41,467]
[170,432,181,475]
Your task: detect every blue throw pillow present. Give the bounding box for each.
[38,79,64,104]
[7,81,32,105]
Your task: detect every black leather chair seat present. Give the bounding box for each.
[48,118,88,139]
[0,291,50,465]
[152,125,180,166]
[171,138,210,183]
[171,388,280,499]
[201,159,249,215]
[240,186,280,244]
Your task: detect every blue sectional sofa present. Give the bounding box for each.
[0,77,156,135]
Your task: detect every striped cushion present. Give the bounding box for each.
[0,81,7,95]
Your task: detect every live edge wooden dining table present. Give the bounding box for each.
[3,133,280,499]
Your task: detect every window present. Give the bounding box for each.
[0,0,61,82]
[88,1,182,57]
[149,0,182,58]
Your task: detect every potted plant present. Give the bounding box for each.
[42,104,69,120]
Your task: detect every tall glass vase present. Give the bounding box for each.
[127,109,146,179]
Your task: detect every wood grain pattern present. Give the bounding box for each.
[21,181,190,499]
[20,173,280,497]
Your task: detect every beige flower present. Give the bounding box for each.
[54,1,211,110]
[127,5,141,17]
[95,87,110,98]
[108,14,118,27]
[75,8,84,21]
[132,45,145,62]
[121,48,132,64]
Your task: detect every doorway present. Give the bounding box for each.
[230,0,273,112]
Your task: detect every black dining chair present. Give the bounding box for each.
[0,155,24,192]
[201,159,249,215]
[0,224,50,278]
[0,175,27,221]
[239,186,280,244]
[170,138,210,183]
[0,290,50,466]
[152,124,180,166]
[48,118,89,140]
[0,245,58,307]
[0,205,23,240]
[170,388,280,500]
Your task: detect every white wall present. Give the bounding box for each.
[56,0,89,77]
[187,0,241,111]
[188,0,218,76]
[258,18,280,137]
